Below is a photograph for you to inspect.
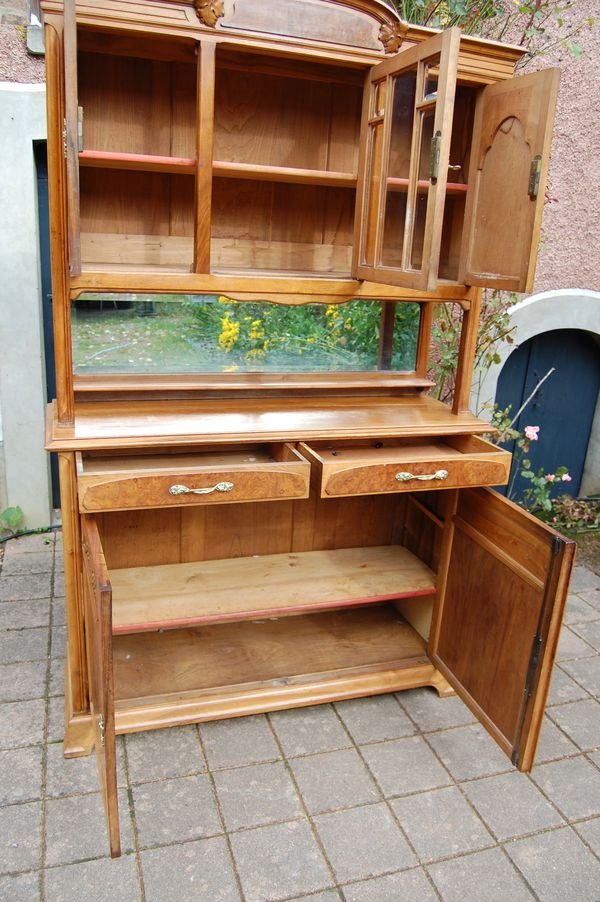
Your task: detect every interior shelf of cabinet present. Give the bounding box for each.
[113,604,433,729]
[387,177,468,195]
[110,544,436,635]
[213,160,357,188]
[79,150,196,175]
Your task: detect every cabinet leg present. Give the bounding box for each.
[430,670,455,698]
[63,714,94,758]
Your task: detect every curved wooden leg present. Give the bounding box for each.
[429,669,455,698]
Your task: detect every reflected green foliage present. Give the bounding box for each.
[71,294,420,374]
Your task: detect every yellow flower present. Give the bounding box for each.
[249,319,265,341]
[218,312,240,351]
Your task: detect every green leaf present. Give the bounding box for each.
[0,506,24,530]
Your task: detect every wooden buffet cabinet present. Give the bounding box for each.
[41,0,573,857]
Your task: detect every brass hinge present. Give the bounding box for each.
[429,131,442,182]
[528,155,542,199]
[98,713,105,748]
[77,106,84,153]
[62,118,68,159]
[524,633,543,701]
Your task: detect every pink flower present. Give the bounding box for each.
[544,474,555,482]
[524,426,540,441]
[562,473,572,482]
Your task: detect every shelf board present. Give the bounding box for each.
[110,545,436,634]
[213,160,357,188]
[387,177,468,195]
[79,150,196,175]
[113,604,431,714]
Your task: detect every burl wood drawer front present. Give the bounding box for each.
[76,444,310,512]
[301,436,511,498]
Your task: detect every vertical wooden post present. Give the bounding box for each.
[378,301,396,370]
[415,301,434,379]
[195,39,216,273]
[58,452,89,752]
[452,287,482,414]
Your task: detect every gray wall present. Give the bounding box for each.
[0,82,52,527]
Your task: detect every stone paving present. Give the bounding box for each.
[1,531,600,901]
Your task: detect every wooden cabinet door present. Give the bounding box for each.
[458,68,559,292]
[63,0,81,274]
[81,516,120,857]
[431,487,574,771]
[352,28,461,290]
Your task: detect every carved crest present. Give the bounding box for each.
[195,0,225,28]
[379,21,409,54]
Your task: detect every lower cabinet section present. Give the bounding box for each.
[78,472,573,858]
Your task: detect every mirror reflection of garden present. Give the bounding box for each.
[72,294,420,374]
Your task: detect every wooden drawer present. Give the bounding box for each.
[300,435,511,497]
[76,443,310,512]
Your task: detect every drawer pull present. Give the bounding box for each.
[395,469,449,483]
[169,481,235,496]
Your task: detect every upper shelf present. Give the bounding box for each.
[79,151,358,188]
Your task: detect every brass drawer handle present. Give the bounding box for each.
[169,481,235,496]
[395,469,449,483]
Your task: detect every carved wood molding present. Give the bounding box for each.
[379,20,409,54]
[194,0,225,27]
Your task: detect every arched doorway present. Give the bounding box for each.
[495,329,600,498]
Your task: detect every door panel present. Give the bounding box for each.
[431,487,574,770]
[353,28,460,290]
[495,330,600,499]
[459,68,559,292]
[63,0,82,274]
[81,515,120,857]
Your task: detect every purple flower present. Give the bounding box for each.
[562,473,572,482]
[524,426,540,441]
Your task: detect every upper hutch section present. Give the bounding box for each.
[42,0,558,297]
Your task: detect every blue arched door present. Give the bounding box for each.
[495,329,600,499]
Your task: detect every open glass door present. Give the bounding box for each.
[81,515,120,857]
[352,28,461,290]
[458,68,560,292]
[431,488,574,771]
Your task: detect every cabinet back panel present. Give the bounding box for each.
[79,53,196,158]
[99,494,406,568]
[80,170,194,237]
[214,64,361,172]
[212,180,354,274]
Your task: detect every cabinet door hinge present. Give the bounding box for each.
[524,633,543,701]
[98,714,105,748]
[77,106,84,152]
[429,131,442,182]
[62,118,68,159]
[528,155,542,199]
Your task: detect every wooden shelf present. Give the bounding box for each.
[213,160,357,188]
[113,604,434,731]
[387,177,468,195]
[110,545,436,634]
[78,153,357,187]
[46,395,492,451]
[79,150,196,175]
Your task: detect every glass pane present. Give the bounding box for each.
[410,109,435,270]
[71,295,420,375]
[422,63,438,102]
[380,71,416,267]
[363,121,386,266]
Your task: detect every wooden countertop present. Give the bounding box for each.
[46,395,491,451]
